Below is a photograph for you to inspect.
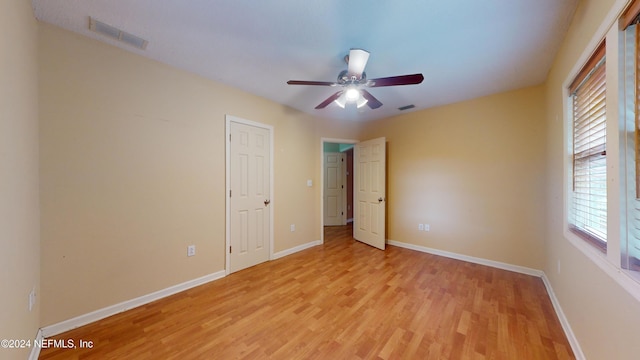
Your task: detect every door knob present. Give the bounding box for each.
[378,197,385,202]
[264,199,271,206]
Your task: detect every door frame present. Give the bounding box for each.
[226,115,274,275]
[320,137,358,244]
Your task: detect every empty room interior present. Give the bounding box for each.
[4,0,640,359]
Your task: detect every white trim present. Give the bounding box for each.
[387,240,543,277]
[272,240,321,260]
[605,20,623,267]
[387,239,584,358]
[225,115,275,274]
[320,138,359,244]
[40,270,226,337]
[541,273,586,360]
[28,329,44,360]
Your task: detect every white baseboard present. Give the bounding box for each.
[40,241,320,339]
[387,239,583,358]
[387,240,543,277]
[541,273,585,360]
[28,328,44,360]
[272,240,321,260]
[41,270,226,338]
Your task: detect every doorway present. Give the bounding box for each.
[320,137,387,249]
[320,138,357,244]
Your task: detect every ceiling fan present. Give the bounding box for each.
[287,49,424,110]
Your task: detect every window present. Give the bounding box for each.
[562,0,640,300]
[568,43,607,252]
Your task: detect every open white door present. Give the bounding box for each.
[354,137,386,250]
[324,152,345,226]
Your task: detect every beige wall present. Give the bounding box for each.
[360,86,547,269]
[0,0,40,359]
[544,0,640,358]
[38,23,352,326]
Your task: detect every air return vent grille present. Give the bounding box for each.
[89,17,148,50]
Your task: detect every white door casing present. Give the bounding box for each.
[354,137,386,250]
[324,152,344,226]
[226,116,272,273]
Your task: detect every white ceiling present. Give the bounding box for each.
[32,0,578,122]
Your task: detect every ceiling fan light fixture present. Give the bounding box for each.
[356,96,368,108]
[345,87,360,102]
[334,90,367,109]
[334,93,347,108]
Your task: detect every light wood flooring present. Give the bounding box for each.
[40,225,574,359]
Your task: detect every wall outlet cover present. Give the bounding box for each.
[29,287,36,311]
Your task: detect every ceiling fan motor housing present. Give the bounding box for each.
[338,70,366,84]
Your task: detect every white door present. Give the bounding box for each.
[324,152,344,226]
[354,137,386,250]
[229,121,271,273]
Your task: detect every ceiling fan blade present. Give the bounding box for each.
[369,73,424,87]
[315,91,344,109]
[347,49,370,78]
[287,80,337,86]
[360,90,382,109]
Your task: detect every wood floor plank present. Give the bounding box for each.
[39,224,574,359]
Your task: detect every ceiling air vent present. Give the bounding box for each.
[89,17,148,50]
[398,104,415,111]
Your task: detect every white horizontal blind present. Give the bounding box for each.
[570,55,607,247]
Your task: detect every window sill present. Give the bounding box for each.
[568,226,607,253]
[564,228,640,303]
[623,267,640,284]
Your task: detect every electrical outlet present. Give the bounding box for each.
[418,224,424,231]
[29,287,36,312]
[424,224,430,231]
[290,224,295,232]
[187,245,196,257]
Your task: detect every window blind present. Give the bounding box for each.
[570,50,607,249]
